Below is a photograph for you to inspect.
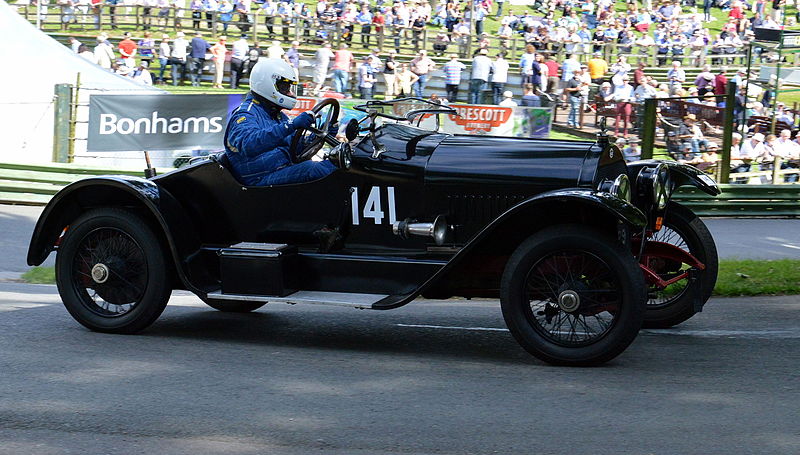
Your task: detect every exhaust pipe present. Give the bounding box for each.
[392,215,448,246]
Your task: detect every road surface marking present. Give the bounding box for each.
[0,303,51,312]
[640,329,800,338]
[396,323,508,332]
[779,243,800,250]
[396,324,800,339]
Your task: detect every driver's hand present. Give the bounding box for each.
[290,112,315,131]
[328,121,340,137]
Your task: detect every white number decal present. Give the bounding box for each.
[350,187,360,226]
[351,186,397,226]
[387,187,397,225]
[363,186,385,225]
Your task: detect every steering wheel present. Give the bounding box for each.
[289,98,340,163]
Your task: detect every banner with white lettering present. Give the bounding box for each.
[87,94,243,152]
[88,94,553,152]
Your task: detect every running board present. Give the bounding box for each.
[205,290,388,309]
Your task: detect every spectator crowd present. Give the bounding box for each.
[31,0,800,178]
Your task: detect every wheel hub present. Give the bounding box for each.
[557,290,580,312]
[91,263,110,284]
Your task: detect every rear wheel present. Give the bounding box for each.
[642,202,718,329]
[500,225,646,366]
[55,208,171,333]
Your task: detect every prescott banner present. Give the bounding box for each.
[87,94,552,152]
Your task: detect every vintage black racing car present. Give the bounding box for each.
[28,98,719,366]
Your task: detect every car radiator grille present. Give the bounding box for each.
[447,194,527,242]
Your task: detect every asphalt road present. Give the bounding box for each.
[0,282,798,454]
[3,204,800,453]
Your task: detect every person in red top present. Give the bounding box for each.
[714,67,728,96]
[544,55,559,95]
[728,0,744,22]
[633,62,646,88]
[118,32,138,67]
[331,44,354,94]
[372,10,385,36]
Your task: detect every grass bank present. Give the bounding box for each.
[22,259,800,297]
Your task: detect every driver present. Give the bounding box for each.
[224,58,337,185]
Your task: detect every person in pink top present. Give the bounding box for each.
[210,36,228,89]
[332,44,354,94]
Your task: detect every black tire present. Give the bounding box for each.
[202,298,266,313]
[55,208,171,334]
[500,225,646,366]
[642,202,718,329]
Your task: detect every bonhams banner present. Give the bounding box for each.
[87,94,247,152]
[88,94,552,152]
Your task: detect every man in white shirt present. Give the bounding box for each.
[266,40,284,59]
[774,129,800,182]
[739,133,767,161]
[170,31,189,86]
[312,42,334,95]
[443,54,466,103]
[613,75,635,137]
[666,60,685,96]
[132,61,153,86]
[469,49,492,104]
[499,90,517,107]
[229,34,250,89]
[490,54,509,105]
[68,36,82,53]
[774,129,800,159]
[633,78,657,102]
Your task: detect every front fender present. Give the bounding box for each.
[27,175,200,293]
[628,160,721,196]
[374,188,646,309]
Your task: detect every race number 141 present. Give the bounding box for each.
[351,186,397,225]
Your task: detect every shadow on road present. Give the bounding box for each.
[144,305,545,366]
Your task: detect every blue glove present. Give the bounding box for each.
[291,112,315,131]
[328,121,340,137]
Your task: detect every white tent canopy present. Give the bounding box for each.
[0,0,161,164]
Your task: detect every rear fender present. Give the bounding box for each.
[628,160,721,196]
[27,176,200,293]
[375,188,646,308]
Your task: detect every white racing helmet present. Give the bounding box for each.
[249,57,298,110]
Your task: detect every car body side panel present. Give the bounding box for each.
[26,176,203,292]
[373,188,648,309]
[424,136,599,244]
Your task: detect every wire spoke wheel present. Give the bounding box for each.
[501,225,645,366]
[56,208,171,334]
[72,227,148,317]
[524,251,620,347]
[640,202,718,329]
[646,224,691,309]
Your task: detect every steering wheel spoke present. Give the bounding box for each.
[289,98,340,163]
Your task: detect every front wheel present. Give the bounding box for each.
[55,208,171,334]
[500,225,646,366]
[641,202,718,328]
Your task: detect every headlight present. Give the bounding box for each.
[637,164,670,210]
[598,174,632,202]
[610,174,632,203]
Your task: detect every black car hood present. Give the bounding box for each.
[426,135,597,191]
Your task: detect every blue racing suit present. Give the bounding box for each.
[223,94,336,186]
